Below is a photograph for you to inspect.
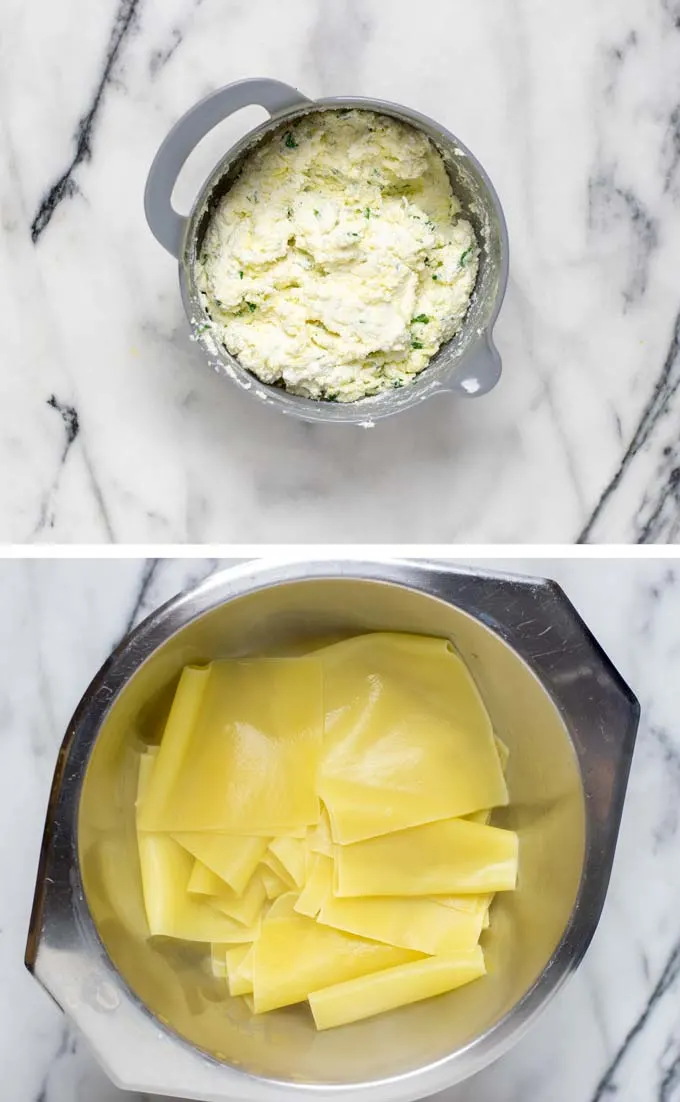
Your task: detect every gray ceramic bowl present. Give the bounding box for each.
[144,79,509,424]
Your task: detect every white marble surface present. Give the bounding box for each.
[1,555,679,1101]
[3,0,680,543]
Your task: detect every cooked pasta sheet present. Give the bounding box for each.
[133,633,517,1030]
[136,755,263,943]
[316,634,508,842]
[309,949,487,1031]
[172,832,269,894]
[136,658,324,834]
[251,894,420,1014]
[333,816,519,897]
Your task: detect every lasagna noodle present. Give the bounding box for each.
[172,832,269,894]
[260,866,290,900]
[316,634,508,843]
[268,836,307,888]
[252,910,421,1013]
[136,833,262,942]
[335,816,518,897]
[211,943,229,979]
[190,866,267,928]
[309,948,486,1030]
[226,945,254,995]
[295,853,333,918]
[317,893,485,955]
[137,657,323,834]
[136,752,263,942]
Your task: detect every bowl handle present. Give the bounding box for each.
[144,78,312,257]
[444,332,502,398]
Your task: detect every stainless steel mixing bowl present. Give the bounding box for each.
[26,559,638,1101]
[144,79,509,424]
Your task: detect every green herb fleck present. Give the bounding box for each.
[287,206,293,219]
[423,257,430,266]
[393,380,405,388]
[246,302,257,313]
[412,314,430,324]
[460,247,473,266]
[364,207,371,219]
[196,322,211,334]
[432,274,439,281]
[412,339,424,350]
[239,271,244,279]
[284,132,297,149]
[314,208,320,217]
[350,231,360,237]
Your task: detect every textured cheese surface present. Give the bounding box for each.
[197,110,478,401]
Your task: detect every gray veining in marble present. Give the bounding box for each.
[3,0,680,543]
[1,556,679,1100]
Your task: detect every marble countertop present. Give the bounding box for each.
[2,555,679,1101]
[3,0,680,543]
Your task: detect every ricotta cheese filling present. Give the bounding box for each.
[196,109,479,402]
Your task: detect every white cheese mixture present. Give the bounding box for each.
[196,110,479,402]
